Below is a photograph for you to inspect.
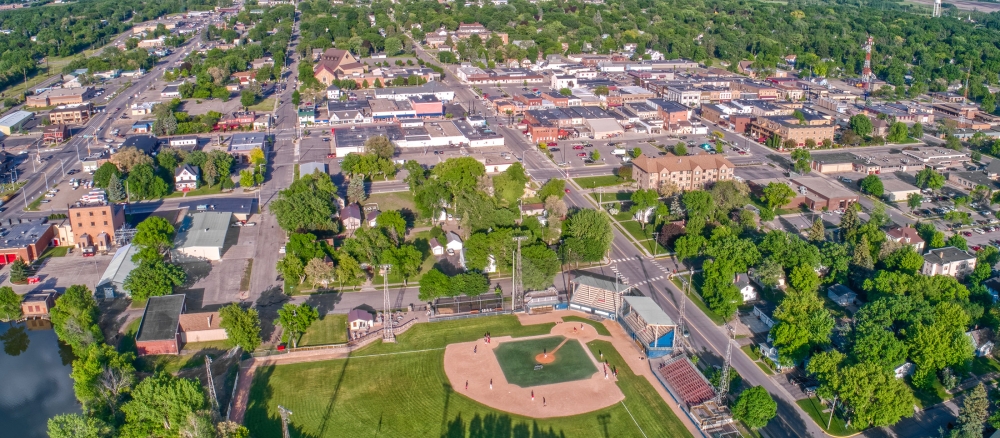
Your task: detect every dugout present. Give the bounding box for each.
[524,287,566,314]
[432,293,505,316]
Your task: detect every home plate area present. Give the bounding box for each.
[443,328,625,418]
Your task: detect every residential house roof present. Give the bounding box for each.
[348,308,373,322]
[886,226,924,246]
[343,204,362,220]
[923,247,975,264]
[446,231,462,245]
[968,328,993,348]
[174,164,199,177]
[734,273,751,291]
[429,237,442,249]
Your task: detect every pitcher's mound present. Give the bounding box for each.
[534,353,556,364]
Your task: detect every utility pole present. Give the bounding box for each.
[381,264,395,342]
[715,324,734,405]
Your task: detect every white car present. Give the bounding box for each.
[974,228,986,234]
[279,246,286,254]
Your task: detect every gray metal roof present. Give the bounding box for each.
[924,246,975,264]
[299,162,327,176]
[0,110,33,127]
[623,296,675,326]
[174,212,231,249]
[0,221,51,250]
[97,244,140,289]
[136,294,185,342]
[572,273,631,293]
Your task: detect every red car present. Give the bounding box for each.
[972,245,982,252]
[573,145,584,150]
[327,153,336,158]
[577,153,587,157]
[547,142,558,147]
[564,188,570,194]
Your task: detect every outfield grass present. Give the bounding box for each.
[494,336,596,387]
[298,314,348,346]
[573,175,626,189]
[245,315,692,438]
[796,397,859,436]
[561,316,611,336]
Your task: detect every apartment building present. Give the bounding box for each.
[631,154,735,191]
[69,201,126,251]
[48,103,93,124]
[749,116,835,147]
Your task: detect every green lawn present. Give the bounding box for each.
[164,183,225,198]
[298,314,348,346]
[561,316,611,336]
[37,246,70,260]
[494,336,596,387]
[244,316,691,438]
[247,97,276,112]
[366,191,418,219]
[969,356,1000,377]
[796,397,859,437]
[573,175,626,189]
[619,220,655,241]
[670,278,725,326]
[909,376,953,408]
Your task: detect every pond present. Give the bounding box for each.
[0,320,79,438]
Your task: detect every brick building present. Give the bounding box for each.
[26,87,92,107]
[749,116,835,147]
[43,124,69,143]
[48,103,93,124]
[631,154,735,191]
[135,294,186,356]
[0,221,55,265]
[69,201,126,251]
[21,291,57,318]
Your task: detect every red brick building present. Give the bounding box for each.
[527,124,559,142]
[135,294,186,356]
[21,291,56,318]
[0,221,54,265]
[43,124,69,143]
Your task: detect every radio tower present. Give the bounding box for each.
[381,265,395,343]
[512,236,529,311]
[933,0,942,17]
[715,325,734,405]
[862,35,875,99]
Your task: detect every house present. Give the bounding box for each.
[231,71,257,85]
[731,273,757,302]
[827,284,857,307]
[228,132,267,161]
[177,311,228,343]
[96,244,140,299]
[922,247,977,278]
[131,121,153,134]
[967,328,994,357]
[366,210,380,227]
[520,203,545,217]
[135,294,186,356]
[43,124,69,143]
[342,204,362,231]
[174,165,200,191]
[984,277,1000,303]
[172,212,232,261]
[894,362,915,379]
[752,303,777,328]
[21,291,57,318]
[430,237,444,256]
[327,84,342,100]
[885,226,925,253]
[313,49,366,85]
[446,232,463,252]
[349,308,374,330]
[757,342,788,371]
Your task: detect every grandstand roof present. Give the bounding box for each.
[623,296,675,326]
[573,273,630,293]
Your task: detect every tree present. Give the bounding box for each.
[791,148,811,174]
[50,285,103,354]
[9,258,29,283]
[860,174,884,197]
[277,254,306,284]
[946,234,968,250]
[365,135,395,160]
[807,218,825,242]
[0,286,21,321]
[630,147,642,158]
[887,122,909,143]
[47,414,111,438]
[123,259,186,301]
[630,189,659,228]
[419,268,451,301]
[347,176,366,204]
[291,89,301,106]
[93,162,122,189]
[119,373,207,436]
[770,274,834,364]
[954,383,989,438]
[107,173,125,202]
[304,258,335,288]
[916,167,945,189]
[270,173,338,233]
[384,36,402,56]
[110,146,154,173]
[849,114,873,137]
[133,216,175,255]
[537,179,566,201]
[559,87,572,96]
[70,343,135,412]
[240,169,254,188]
[125,164,170,200]
[276,303,319,348]
[590,150,601,161]
[564,209,613,262]
[701,259,741,318]
[910,122,924,139]
[674,143,688,156]
[520,244,560,290]
[492,162,528,206]
[240,89,255,110]
[907,193,923,210]
[383,244,423,285]
[219,303,262,352]
[732,386,777,430]
[762,182,795,209]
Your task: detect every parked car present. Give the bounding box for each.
[577,153,587,157]
[573,145,584,150]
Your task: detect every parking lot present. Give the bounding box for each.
[8,250,113,294]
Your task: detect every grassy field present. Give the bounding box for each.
[796,397,859,436]
[561,316,610,336]
[573,175,626,189]
[590,191,632,203]
[494,336,596,387]
[164,183,225,198]
[366,191,418,218]
[248,97,276,112]
[298,314,348,346]
[245,315,692,438]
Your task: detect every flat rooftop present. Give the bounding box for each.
[0,221,51,250]
[174,212,231,249]
[333,124,405,149]
[135,294,185,342]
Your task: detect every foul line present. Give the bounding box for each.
[347,347,446,359]
[620,400,648,438]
